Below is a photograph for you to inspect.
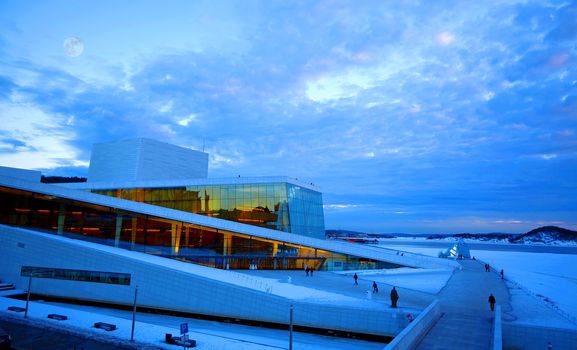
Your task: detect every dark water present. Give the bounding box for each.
[378,240,577,255]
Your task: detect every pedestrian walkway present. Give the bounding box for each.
[242,269,436,311]
[413,259,511,350]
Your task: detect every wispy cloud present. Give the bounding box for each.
[323,204,360,210]
[0,101,84,169]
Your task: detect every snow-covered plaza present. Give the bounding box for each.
[2,239,576,349]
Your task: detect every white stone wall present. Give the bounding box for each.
[0,166,41,182]
[0,225,411,337]
[503,322,577,350]
[383,300,441,350]
[88,138,208,182]
[493,305,503,350]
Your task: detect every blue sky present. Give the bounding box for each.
[1,0,576,234]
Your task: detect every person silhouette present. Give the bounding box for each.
[390,287,399,308]
[488,293,496,311]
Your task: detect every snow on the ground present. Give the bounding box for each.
[23,230,373,304]
[0,296,385,350]
[335,268,453,294]
[376,236,577,246]
[248,276,362,303]
[472,250,577,325]
[378,245,445,258]
[43,301,387,350]
[384,243,577,327]
[377,237,461,243]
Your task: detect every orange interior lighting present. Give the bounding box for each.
[238,218,265,223]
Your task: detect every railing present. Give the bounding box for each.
[365,243,461,270]
[228,270,275,294]
[162,254,327,270]
[383,299,442,350]
[493,305,503,350]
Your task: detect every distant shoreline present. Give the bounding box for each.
[374,239,577,255]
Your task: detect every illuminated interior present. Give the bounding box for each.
[91,182,325,239]
[0,186,394,271]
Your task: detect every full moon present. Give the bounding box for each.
[63,37,84,57]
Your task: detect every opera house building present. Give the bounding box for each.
[0,138,456,338]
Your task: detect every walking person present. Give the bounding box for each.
[305,266,309,277]
[372,281,379,293]
[488,293,496,311]
[390,286,399,308]
[500,269,504,280]
[353,273,358,285]
[310,267,314,276]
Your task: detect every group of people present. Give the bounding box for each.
[355,271,497,311]
[304,261,506,313]
[352,273,399,308]
[485,264,505,279]
[350,258,507,311]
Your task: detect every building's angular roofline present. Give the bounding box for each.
[0,165,42,182]
[58,176,322,192]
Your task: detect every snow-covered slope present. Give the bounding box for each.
[509,226,577,245]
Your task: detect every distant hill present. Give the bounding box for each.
[509,226,577,244]
[326,230,396,239]
[326,226,577,245]
[425,232,517,241]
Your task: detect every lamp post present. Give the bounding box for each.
[24,274,32,319]
[289,304,294,350]
[131,286,138,341]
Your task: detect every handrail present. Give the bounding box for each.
[383,299,441,350]
[493,305,502,350]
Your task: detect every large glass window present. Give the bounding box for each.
[21,266,131,285]
[0,185,363,271]
[92,182,325,238]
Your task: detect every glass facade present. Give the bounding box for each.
[91,182,325,239]
[21,266,131,285]
[0,185,396,271]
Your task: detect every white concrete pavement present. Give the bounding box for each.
[413,259,511,350]
[242,268,437,312]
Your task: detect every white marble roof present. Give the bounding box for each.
[59,175,321,192]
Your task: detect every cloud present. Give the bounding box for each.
[0,101,83,170]
[493,220,525,225]
[545,2,577,42]
[177,114,198,127]
[0,0,576,233]
[537,153,557,160]
[157,100,173,113]
[435,31,456,46]
[323,204,360,210]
